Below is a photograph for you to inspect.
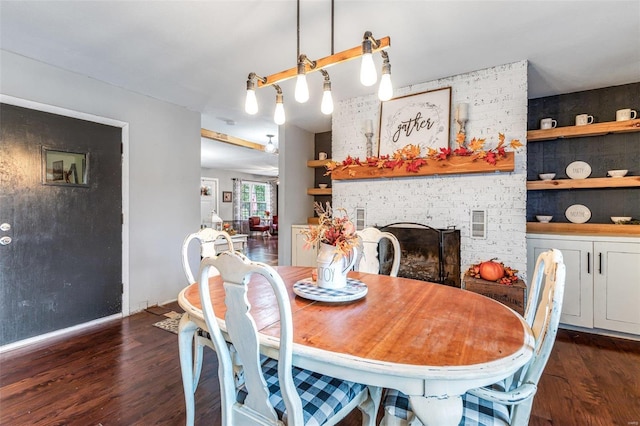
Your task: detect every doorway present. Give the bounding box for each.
[0,99,127,347]
[200,177,219,228]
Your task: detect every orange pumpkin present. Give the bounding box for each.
[479,260,505,281]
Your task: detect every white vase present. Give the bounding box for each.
[316,243,357,289]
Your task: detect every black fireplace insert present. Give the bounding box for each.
[378,223,461,287]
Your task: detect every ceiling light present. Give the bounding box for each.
[360,31,377,87]
[273,85,286,125]
[245,72,267,115]
[378,51,393,101]
[244,32,390,124]
[265,134,277,153]
[295,55,316,103]
[320,70,333,115]
[244,76,258,115]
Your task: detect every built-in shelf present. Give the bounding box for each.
[307,188,332,196]
[330,152,515,181]
[527,119,640,142]
[307,159,333,195]
[527,222,640,236]
[307,159,333,168]
[527,176,640,190]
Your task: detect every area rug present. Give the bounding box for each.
[152,311,183,335]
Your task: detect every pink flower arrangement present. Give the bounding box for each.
[303,202,359,257]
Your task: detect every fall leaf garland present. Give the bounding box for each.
[325,132,523,175]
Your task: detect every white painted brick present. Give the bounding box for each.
[332,60,529,279]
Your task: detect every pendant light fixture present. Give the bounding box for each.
[320,69,334,114]
[377,51,393,101]
[244,0,392,124]
[265,134,277,153]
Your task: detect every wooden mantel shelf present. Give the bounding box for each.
[527,222,640,236]
[330,152,514,181]
[527,119,640,142]
[527,176,640,190]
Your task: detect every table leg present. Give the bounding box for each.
[408,395,463,426]
[178,314,198,426]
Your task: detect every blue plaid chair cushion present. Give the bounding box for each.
[238,357,366,426]
[383,388,510,426]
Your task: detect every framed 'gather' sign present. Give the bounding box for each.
[378,87,451,156]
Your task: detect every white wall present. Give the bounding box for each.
[278,124,315,266]
[1,50,201,313]
[332,61,528,276]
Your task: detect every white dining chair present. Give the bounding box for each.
[180,229,236,396]
[381,249,566,426]
[354,227,401,276]
[197,250,379,426]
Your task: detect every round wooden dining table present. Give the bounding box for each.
[178,266,533,426]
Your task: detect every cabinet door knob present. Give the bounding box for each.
[587,252,591,274]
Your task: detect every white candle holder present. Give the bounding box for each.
[364,119,374,157]
[455,103,469,134]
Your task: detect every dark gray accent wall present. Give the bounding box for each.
[0,103,122,345]
[314,131,332,208]
[527,83,640,222]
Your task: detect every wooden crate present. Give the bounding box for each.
[463,275,527,315]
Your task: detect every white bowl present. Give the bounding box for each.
[611,216,631,224]
[318,183,328,189]
[539,173,556,181]
[607,169,628,178]
[536,215,553,223]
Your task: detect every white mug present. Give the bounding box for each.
[575,114,594,126]
[318,152,327,160]
[540,118,557,129]
[616,108,637,121]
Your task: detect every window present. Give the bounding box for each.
[240,181,271,220]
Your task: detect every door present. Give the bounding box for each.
[593,241,640,334]
[527,237,594,328]
[200,177,219,228]
[0,103,122,346]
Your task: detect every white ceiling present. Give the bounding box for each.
[1,1,639,177]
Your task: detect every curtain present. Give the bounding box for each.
[269,180,277,216]
[232,178,242,221]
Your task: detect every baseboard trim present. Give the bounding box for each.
[560,324,639,342]
[0,313,123,354]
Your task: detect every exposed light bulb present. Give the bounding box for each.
[360,53,377,86]
[295,74,309,103]
[321,79,333,115]
[274,93,286,125]
[265,134,276,153]
[378,73,393,101]
[245,88,258,115]
[265,141,276,153]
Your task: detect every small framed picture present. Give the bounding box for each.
[222,191,232,203]
[42,147,89,187]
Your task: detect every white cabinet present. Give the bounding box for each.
[528,237,593,328]
[593,242,640,334]
[527,234,640,335]
[291,225,318,267]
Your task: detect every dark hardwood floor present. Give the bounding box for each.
[1,236,639,425]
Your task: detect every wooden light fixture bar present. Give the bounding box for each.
[257,36,391,88]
